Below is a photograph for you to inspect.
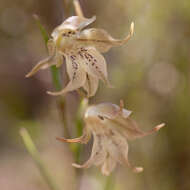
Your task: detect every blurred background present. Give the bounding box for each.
[0,0,190,189]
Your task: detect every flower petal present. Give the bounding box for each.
[26,39,58,77]
[25,56,54,77]
[47,53,86,95]
[106,129,143,173]
[77,22,134,53]
[83,74,99,97]
[51,16,96,39]
[77,28,115,53]
[72,133,106,169]
[113,117,165,140]
[56,126,91,144]
[77,47,112,87]
[101,156,116,176]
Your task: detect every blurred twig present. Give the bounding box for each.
[20,128,60,190]
[73,0,84,17]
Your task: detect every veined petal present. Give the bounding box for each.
[73,133,106,169]
[112,117,165,140]
[47,53,86,96]
[51,16,96,39]
[106,129,143,173]
[77,22,134,53]
[77,47,112,87]
[83,74,99,97]
[77,28,114,53]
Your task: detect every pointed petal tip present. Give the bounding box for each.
[25,73,30,78]
[56,136,87,144]
[130,22,134,35]
[72,163,84,168]
[25,71,34,78]
[47,91,62,96]
[133,167,143,173]
[155,123,165,131]
[91,15,96,22]
[56,137,72,143]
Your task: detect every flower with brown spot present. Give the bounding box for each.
[57,101,165,175]
[26,16,134,97]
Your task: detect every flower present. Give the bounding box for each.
[26,16,134,97]
[56,101,165,176]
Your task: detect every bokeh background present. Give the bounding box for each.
[0,0,190,189]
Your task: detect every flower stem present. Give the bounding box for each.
[73,98,88,162]
[33,14,62,91]
[20,128,60,190]
[33,15,69,137]
[104,174,115,190]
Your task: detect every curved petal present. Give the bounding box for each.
[112,117,165,140]
[56,126,91,144]
[77,47,112,86]
[51,16,96,39]
[26,56,54,77]
[106,129,143,173]
[77,22,134,53]
[72,133,106,169]
[26,39,57,77]
[77,28,114,53]
[83,74,99,97]
[47,53,86,96]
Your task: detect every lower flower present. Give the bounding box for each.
[57,101,165,176]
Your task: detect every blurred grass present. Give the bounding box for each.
[20,128,60,190]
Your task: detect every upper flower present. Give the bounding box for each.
[57,101,165,175]
[26,16,134,97]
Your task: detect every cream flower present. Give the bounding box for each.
[57,101,165,176]
[26,16,134,97]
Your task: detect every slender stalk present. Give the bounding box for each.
[74,98,88,162]
[20,128,60,190]
[33,15,70,138]
[73,0,84,17]
[33,15,62,91]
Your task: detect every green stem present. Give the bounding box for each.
[20,128,60,190]
[33,15,70,138]
[104,174,115,190]
[33,14,62,91]
[69,98,88,162]
[50,66,62,91]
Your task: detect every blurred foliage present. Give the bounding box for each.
[0,0,190,190]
